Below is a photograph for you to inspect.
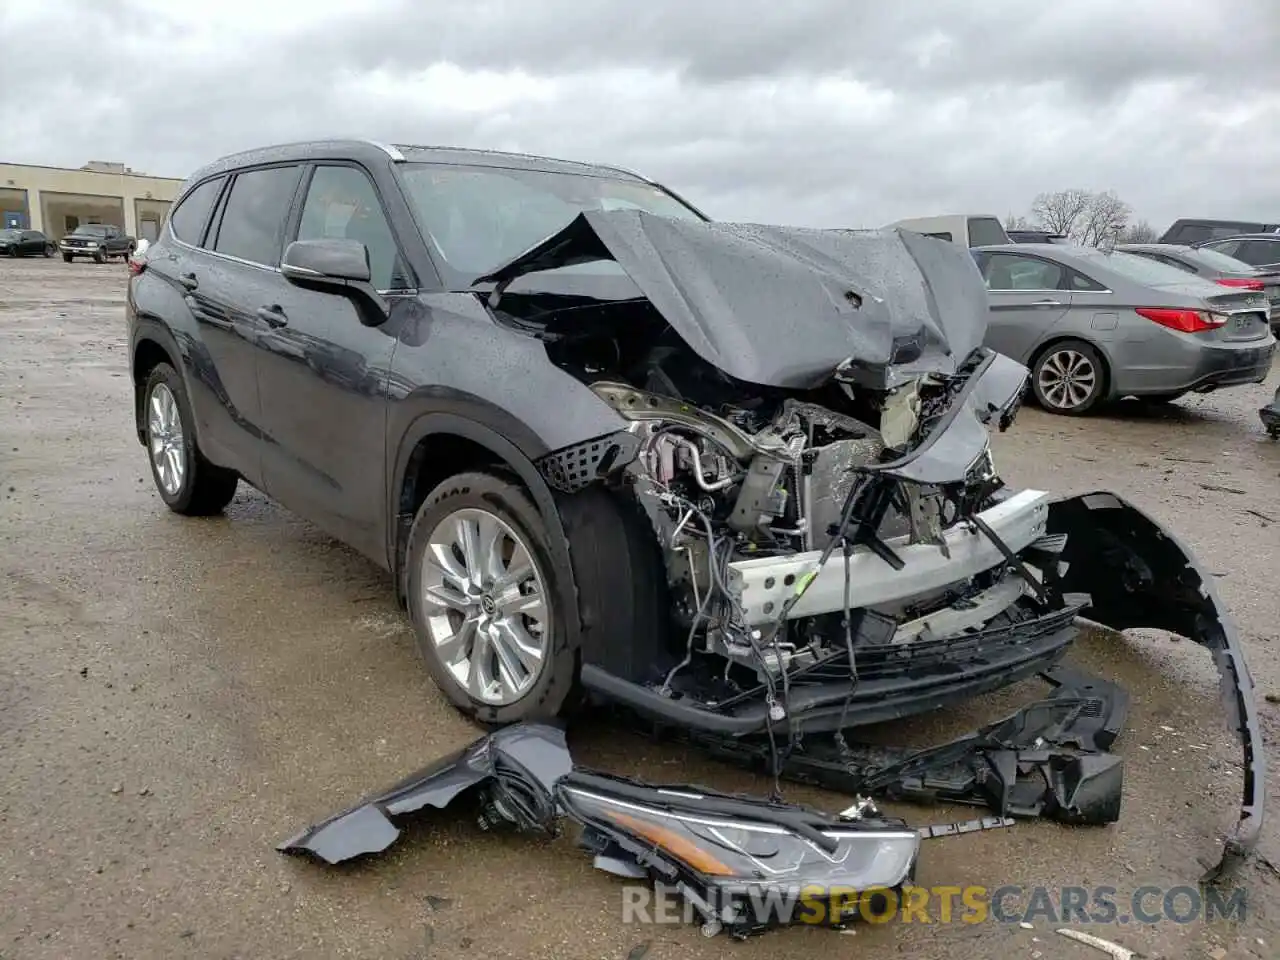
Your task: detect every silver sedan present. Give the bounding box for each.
[970,243,1276,414]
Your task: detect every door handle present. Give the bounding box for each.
[256,305,288,328]
[179,272,198,291]
[1029,298,1063,307]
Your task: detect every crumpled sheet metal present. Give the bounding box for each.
[1046,491,1265,882]
[474,209,990,392]
[278,724,572,864]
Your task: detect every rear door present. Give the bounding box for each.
[972,251,1073,362]
[254,161,414,559]
[177,164,304,483]
[142,173,260,480]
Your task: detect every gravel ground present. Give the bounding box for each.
[2,256,1279,959]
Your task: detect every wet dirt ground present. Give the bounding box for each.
[2,256,1279,959]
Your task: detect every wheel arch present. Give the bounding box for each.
[130,320,188,446]
[388,411,569,605]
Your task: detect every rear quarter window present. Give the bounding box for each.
[168,177,225,246]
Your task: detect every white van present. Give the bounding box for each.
[886,214,1010,248]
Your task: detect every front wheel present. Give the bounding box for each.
[405,472,576,724]
[43,244,54,257]
[93,248,106,264]
[1031,340,1108,415]
[142,363,238,515]
[62,253,72,263]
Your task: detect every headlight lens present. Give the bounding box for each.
[559,779,919,915]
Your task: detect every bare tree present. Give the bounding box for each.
[1006,213,1032,231]
[1077,191,1131,249]
[1030,189,1091,237]
[1023,189,1134,247]
[1120,219,1157,243]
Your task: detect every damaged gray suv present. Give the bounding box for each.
[127,140,1262,886]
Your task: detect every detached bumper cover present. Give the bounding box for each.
[1047,491,1264,881]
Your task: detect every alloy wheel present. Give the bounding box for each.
[1037,349,1098,411]
[419,507,550,705]
[147,382,186,496]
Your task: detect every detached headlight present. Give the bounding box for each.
[558,773,919,931]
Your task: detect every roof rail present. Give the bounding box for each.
[360,140,405,162]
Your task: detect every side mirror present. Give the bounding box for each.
[281,239,388,322]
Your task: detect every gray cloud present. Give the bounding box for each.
[2,0,1278,231]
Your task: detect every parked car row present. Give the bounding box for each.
[0,224,137,263]
[970,242,1275,414]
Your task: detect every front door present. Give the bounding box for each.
[974,251,1073,363]
[255,162,413,561]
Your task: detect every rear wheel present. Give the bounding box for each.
[142,363,238,515]
[1031,340,1107,415]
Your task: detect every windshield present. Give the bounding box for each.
[1074,248,1210,286]
[72,225,109,236]
[0,229,20,240]
[1184,246,1261,274]
[397,163,703,287]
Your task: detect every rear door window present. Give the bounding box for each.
[1231,239,1280,266]
[211,165,303,267]
[168,177,225,246]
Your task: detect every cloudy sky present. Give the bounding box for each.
[3,0,1277,231]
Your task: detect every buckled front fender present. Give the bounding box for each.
[1047,491,1264,882]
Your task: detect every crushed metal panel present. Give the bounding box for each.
[474,210,990,391]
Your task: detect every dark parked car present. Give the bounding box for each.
[1007,229,1070,244]
[1192,233,1280,273]
[60,223,135,262]
[1117,242,1280,333]
[1160,218,1280,244]
[123,142,1262,787]
[0,228,55,257]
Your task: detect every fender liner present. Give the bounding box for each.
[1046,491,1264,882]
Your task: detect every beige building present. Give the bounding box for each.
[0,160,185,243]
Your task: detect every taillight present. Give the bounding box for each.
[1135,307,1226,333]
[1216,277,1264,291]
[127,258,145,275]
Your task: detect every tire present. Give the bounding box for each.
[142,362,238,516]
[44,244,54,257]
[6,246,16,258]
[1031,339,1108,415]
[404,472,669,724]
[93,248,106,264]
[62,253,73,263]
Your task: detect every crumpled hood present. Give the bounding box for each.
[474,210,990,390]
